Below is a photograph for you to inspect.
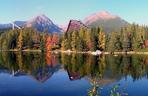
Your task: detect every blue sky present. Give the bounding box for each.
[0,0,148,25]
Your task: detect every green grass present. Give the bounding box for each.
[136,48,148,52]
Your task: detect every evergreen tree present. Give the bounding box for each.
[76,36,83,51]
[85,29,92,51]
[61,39,69,50]
[17,30,23,50]
[40,33,46,52]
[90,28,98,51]
[106,32,117,52]
[114,36,122,51]
[98,27,105,51]
[67,31,72,50]
[71,30,77,51]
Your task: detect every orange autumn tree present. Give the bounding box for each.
[46,35,52,51]
[46,52,57,67]
[46,34,59,51]
[52,33,59,45]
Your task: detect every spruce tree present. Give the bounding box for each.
[98,27,105,51]
[17,30,23,50]
[71,30,77,51]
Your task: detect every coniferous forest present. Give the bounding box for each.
[0,23,148,52]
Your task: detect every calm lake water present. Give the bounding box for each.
[0,52,148,96]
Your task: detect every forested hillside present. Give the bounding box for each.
[0,23,148,52]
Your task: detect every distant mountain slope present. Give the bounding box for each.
[0,21,26,30]
[0,23,12,29]
[25,15,62,33]
[58,24,68,32]
[66,20,88,32]
[83,11,129,32]
[13,21,26,27]
[0,12,130,33]
[0,15,62,33]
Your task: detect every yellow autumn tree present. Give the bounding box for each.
[98,27,105,51]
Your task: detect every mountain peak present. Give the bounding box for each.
[95,11,118,18]
[83,11,129,32]
[25,15,62,33]
[26,14,52,27]
[34,14,49,20]
[27,14,53,25]
[83,11,119,24]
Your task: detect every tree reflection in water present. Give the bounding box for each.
[0,52,148,95]
[0,52,61,82]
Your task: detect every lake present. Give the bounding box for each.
[0,52,148,96]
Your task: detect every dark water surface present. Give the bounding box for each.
[0,52,148,96]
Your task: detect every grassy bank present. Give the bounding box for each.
[1,49,148,55]
[52,50,148,55]
[0,49,41,52]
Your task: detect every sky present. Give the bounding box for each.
[0,0,148,25]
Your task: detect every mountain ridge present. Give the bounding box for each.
[83,11,129,32]
[25,14,62,33]
[0,11,129,33]
[0,14,62,33]
[83,11,119,24]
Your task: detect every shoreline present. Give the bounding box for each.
[51,50,148,55]
[1,50,148,55]
[0,49,41,52]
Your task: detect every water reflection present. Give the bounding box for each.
[61,54,148,82]
[0,52,61,82]
[0,52,148,95]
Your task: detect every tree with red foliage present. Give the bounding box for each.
[52,34,59,45]
[46,34,59,51]
[46,35,52,51]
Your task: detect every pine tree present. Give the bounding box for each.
[61,39,69,51]
[67,31,72,50]
[98,27,105,51]
[85,29,92,51]
[40,33,46,52]
[76,36,83,51]
[114,36,122,51]
[17,30,23,50]
[107,32,116,52]
[90,28,98,51]
[61,32,70,51]
[71,30,77,51]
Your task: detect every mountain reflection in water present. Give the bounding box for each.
[0,52,148,96]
